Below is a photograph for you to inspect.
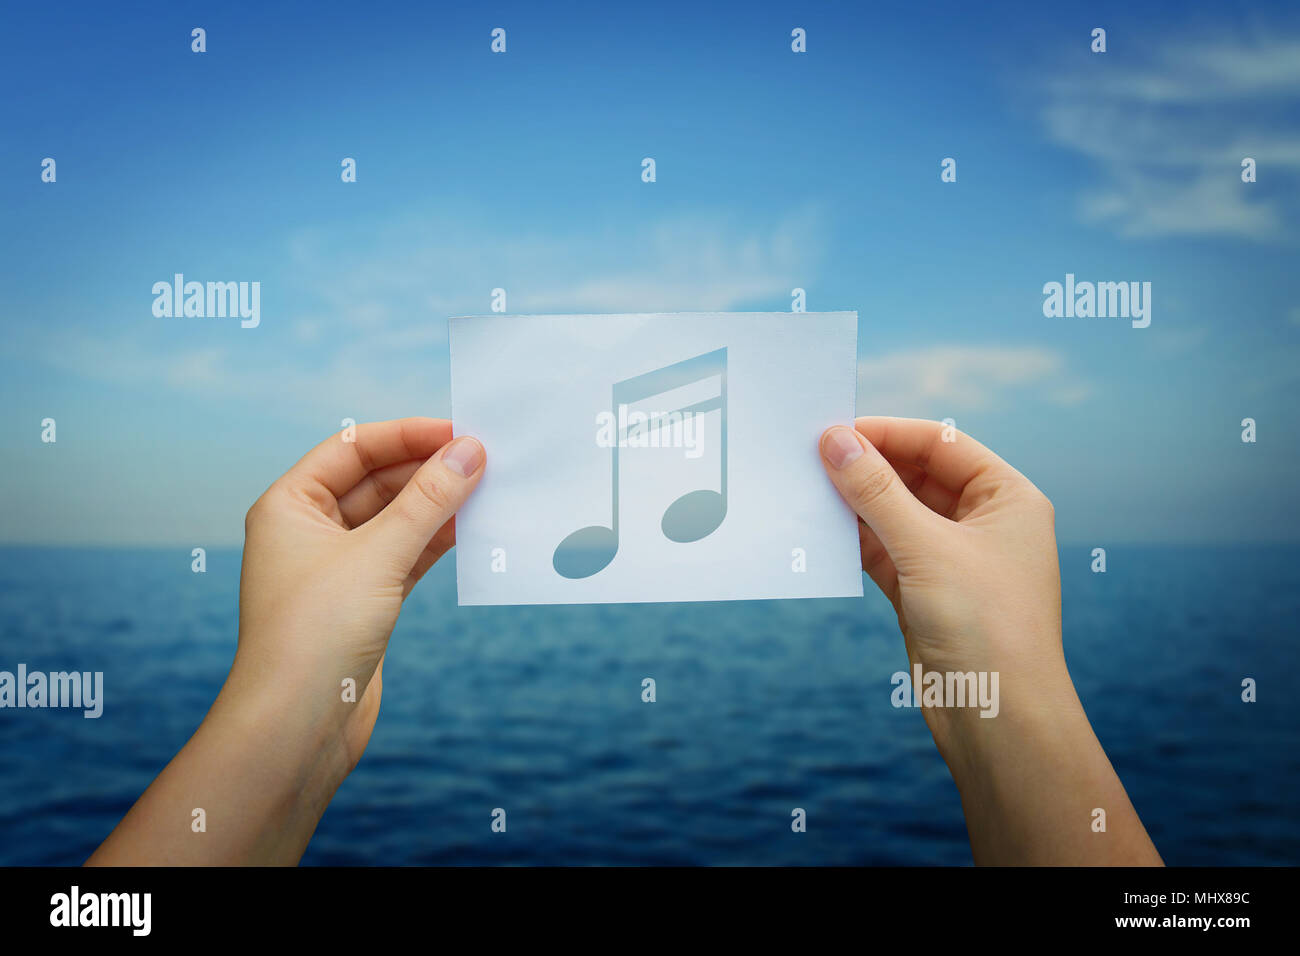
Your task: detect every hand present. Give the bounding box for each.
[89,418,484,865]
[819,417,1063,749]
[230,417,485,768]
[819,417,1160,864]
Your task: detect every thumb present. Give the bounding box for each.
[362,435,485,573]
[819,425,937,556]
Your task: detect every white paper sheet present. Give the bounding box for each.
[448,312,863,606]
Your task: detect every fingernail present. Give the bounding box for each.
[440,436,484,477]
[822,426,865,470]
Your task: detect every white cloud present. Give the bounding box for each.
[522,214,818,313]
[284,208,822,322]
[857,345,1088,414]
[29,209,825,425]
[1078,171,1282,240]
[1084,40,1300,104]
[1039,31,1300,239]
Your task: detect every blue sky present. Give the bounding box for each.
[2,0,1298,545]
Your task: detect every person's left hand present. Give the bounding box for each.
[88,418,485,865]
[225,417,485,771]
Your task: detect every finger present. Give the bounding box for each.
[887,458,961,520]
[285,418,454,501]
[820,425,941,556]
[359,435,485,574]
[857,518,899,605]
[337,459,422,529]
[853,417,1013,499]
[401,516,456,598]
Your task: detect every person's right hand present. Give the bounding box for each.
[820,418,1063,737]
[818,417,1161,864]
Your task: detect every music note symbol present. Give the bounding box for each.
[553,347,728,579]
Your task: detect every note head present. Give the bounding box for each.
[553,525,619,579]
[661,489,726,543]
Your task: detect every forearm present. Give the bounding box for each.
[87,679,350,866]
[935,665,1162,866]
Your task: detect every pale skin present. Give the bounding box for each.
[819,418,1161,865]
[89,415,1160,866]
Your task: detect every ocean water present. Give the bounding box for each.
[0,544,1296,866]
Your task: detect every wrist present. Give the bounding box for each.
[927,658,1083,791]
[207,657,357,821]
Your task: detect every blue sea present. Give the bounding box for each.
[0,544,1296,866]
